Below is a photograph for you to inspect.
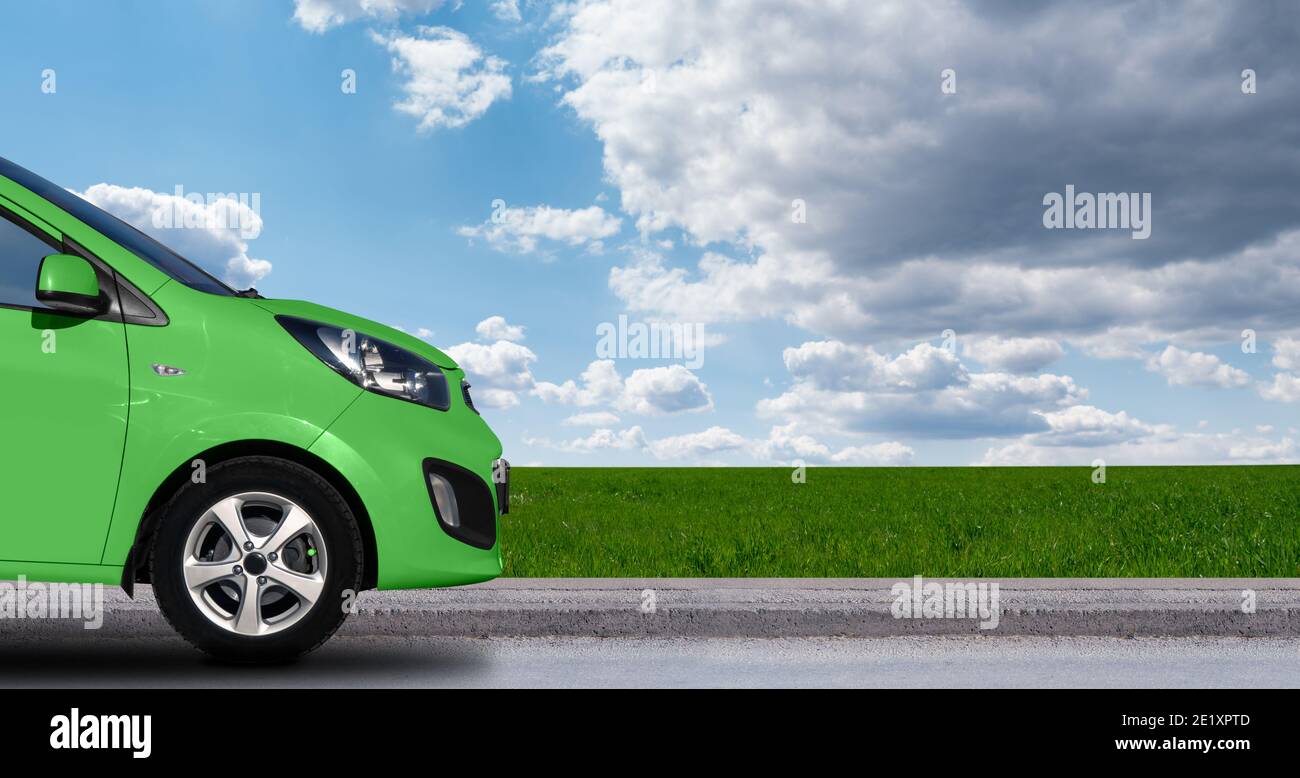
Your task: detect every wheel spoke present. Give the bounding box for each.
[262,504,313,554]
[266,563,325,606]
[233,576,263,635]
[208,497,250,547]
[183,559,234,591]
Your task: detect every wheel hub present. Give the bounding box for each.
[243,552,268,575]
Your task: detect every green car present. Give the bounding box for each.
[0,157,508,662]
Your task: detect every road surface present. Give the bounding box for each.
[1,635,1297,688]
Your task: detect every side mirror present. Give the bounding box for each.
[36,253,104,316]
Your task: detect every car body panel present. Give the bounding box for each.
[0,304,130,564]
[98,281,366,569]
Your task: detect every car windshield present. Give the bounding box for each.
[0,156,236,296]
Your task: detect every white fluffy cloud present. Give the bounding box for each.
[1145,346,1250,389]
[443,339,538,408]
[475,315,526,342]
[750,423,830,463]
[490,0,521,22]
[532,359,623,406]
[1258,337,1300,402]
[550,425,648,453]
[1033,405,1170,447]
[781,341,965,392]
[562,411,621,427]
[980,430,1296,466]
[607,236,1300,347]
[1259,372,1300,403]
[963,337,1064,374]
[760,340,1083,438]
[293,0,444,33]
[979,401,1297,465]
[830,441,915,466]
[532,420,913,466]
[371,26,511,131]
[459,204,621,255]
[76,184,271,289]
[648,426,747,460]
[617,365,713,415]
[1273,337,1300,371]
[533,360,712,415]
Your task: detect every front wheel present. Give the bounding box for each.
[151,456,363,663]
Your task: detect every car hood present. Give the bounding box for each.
[252,298,459,370]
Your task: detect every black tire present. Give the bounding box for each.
[151,456,363,663]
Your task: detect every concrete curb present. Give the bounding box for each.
[4,578,1299,639]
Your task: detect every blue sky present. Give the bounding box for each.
[3,1,1298,466]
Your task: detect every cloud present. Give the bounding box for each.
[459,204,621,254]
[475,388,520,409]
[648,426,747,460]
[759,339,1085,438]
[1258,337,1300,402]
[532,418,914,466]
[292,0,444,33]
[75,184,271,289]
[1033,405,1169,447]
[963,336,1064,374]
[830,441,915,466]
[1145,346,1250,389]
[442,339,538,407]
[1259,372,1300,403]
[750,423,831,463]
[371,26,511,131]
[607,234,1300,347]
[562,411,621,426]
[533,360,712,415]
[475,315,526,342]
[781,341,966,392]
[490,0,521,22]
[546,425,647,453]
[1272,337,1300,371]
[536,1,1300,352]
[532,359,623,406]
[980,428,1296,466]
[617,365,713,415]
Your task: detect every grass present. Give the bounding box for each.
[500,466,1300,578]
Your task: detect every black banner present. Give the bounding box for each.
[0,689,1286,763]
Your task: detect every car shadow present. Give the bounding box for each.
[0,635,492,687]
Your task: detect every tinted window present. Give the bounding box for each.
[0,156,235,296]
[0,212,58,308]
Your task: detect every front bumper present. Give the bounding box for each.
[309,386,506,590]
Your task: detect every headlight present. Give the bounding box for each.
[278,316,451,411]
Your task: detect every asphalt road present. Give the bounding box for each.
[1,635,1297,688]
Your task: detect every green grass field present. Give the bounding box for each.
[500,466,1300,577]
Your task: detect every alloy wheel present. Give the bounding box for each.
[181,491,328,637]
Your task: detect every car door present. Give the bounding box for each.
[0,204,130,563]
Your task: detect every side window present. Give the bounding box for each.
[0,212,59,309]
